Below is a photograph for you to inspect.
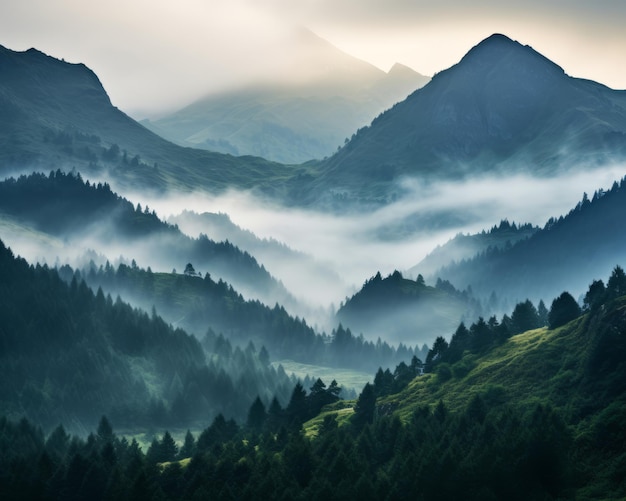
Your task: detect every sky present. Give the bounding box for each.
[1,0,625,117]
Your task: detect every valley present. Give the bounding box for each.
[1,28,626,500]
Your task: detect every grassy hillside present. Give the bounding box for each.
[312,292,626,498]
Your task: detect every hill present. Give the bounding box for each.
[309,34,626,205]
[0,44,302,196]
[67,260,420,374]
[3,283,624,498]
[169,210,346,308]
[408,219,538,277]
[336,270,479,346]
[144,30,429,164]
[0,170,296,310]
[434,176,626,306]
[0,238,295,431]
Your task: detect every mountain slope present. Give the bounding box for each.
[435,177,626,304]
[145,30,429,164]
[309,34,626,205]
[0,44,300,195]
[0,171,296,310]
[409,219,538,278]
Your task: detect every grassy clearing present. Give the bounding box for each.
[303,401,355,438]
[120,428,204,452]
[272,360,371,394]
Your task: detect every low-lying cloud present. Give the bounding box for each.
[122,164,626,311]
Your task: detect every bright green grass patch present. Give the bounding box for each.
[386,318,593,423]
[158,457,192,471]
[303,401,355,438]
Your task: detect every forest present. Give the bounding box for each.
[2,266,625,499]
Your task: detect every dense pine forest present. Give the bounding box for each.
[0,238,295,430]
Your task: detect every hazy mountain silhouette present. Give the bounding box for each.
[310,34,626,205]
[409,220,538,278]
[0,44,296,195]
[144,30,429,164]
[336,270,478,346]
[0,171,298,310]
[2,36,626,210]
[434,177,626,306]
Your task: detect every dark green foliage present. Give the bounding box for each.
[77,256,411,373]
[510,299,541,334]
[548,292,582,329]
[177,430,196,460]
[584,279,606,312]
[0,170,291,310]
[437,178,626,307]
[0,237,294,429]
[352,383,376,430]
[4,290,626,499]
[246,397,267,432]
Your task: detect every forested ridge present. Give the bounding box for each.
[0,170,294,309]
[436,176,626,305]
[60,260,423,373]
[0,238,295,430]
[337,270,481,345]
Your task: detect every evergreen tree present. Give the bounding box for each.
[178,430,195,459]
[607,265,626,299]
[247,396,267,431]
[160,431,178,463]
[353,383,376,429]
[286,382,308,426]
[584,279,606,311]
[548,292,581,329]
[510,299,540,334]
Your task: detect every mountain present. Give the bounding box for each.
[0,238,295,431]
[0,44,300,195]
[408,219,538,278]
[434,177,626,306]
[143,30,429,164]
[336,270,479,346]
[0,171,297,310]
[308,34,626,205]
[3,36,626,211]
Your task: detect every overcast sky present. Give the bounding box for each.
[1,0,625,117]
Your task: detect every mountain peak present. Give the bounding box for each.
[457,33,564,75]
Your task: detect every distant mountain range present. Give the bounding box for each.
[409,220,538,278]
[2,35,626,208]
[308,34,626,205]
[0,44,296,196]
[143,29,429,164]
[168,210,346,308]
